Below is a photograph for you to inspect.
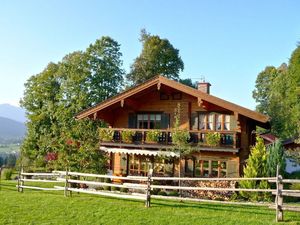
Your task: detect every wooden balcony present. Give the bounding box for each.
[99,128,240,152]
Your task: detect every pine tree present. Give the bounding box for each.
[240,136,270,201]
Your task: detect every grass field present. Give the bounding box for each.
[0,181,299,225]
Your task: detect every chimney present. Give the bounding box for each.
[198,82,211,94]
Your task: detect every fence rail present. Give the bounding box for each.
[17,166,300,223]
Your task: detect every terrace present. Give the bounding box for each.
[99,128,240,153]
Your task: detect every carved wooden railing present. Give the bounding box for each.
[99,128,240,149]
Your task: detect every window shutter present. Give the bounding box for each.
[191,113,198,130]
[230,115,237,130]
[128,113,137,128]
[161,113,170,129]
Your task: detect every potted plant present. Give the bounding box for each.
[145,130,161,143]
[99,128,114,142]
[206,132,221,147]
[121,130,135,143]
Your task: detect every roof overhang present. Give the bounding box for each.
[76,75,270,125]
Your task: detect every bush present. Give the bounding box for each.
[99,128,114,142]
[121,130,135,143]
[172,129,190,146]
[103,185,111,191]
[145,130,161,143]
[168,191,179,196]
[157,191,168,196]
[111,186,120,191]
[3,169,13,180]
[206,132,221,147]
[120,187,128,193]
[290,183,300,190]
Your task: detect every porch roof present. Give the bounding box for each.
[100,145,239,156]
[100,146,179,157]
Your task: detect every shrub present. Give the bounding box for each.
[3,169,13,180]
[157,191,168,196]
[120,187,128,193]
[99,128,114,142]
[121,130,135,143]
[168,191,179,196]
[111,186,120,191]
[172,129,190,146]
[103,186,111,191]
[290,183,300,190]
[145,130,161,143]
[206,132,221,147]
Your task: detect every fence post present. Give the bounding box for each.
[145,169,153,208]
[276,165,283,222]
[17,165,24,193]
[64,169,69,197]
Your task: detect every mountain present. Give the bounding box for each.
[0,104,26,123]
[0,117,26,144]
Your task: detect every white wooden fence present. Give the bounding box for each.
[17,166,300,223]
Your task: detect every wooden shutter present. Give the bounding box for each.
[191,112,198,130]
[226,159,239,178]
[128,113,137,128]
[229,115,237,130]
[161,113,170,129]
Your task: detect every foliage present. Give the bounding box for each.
[240,137,270,201]
[266,139,286,177]
[205,132,221,147]
[121,130,135,143]
[253,44,300,139]
[1,181,300,224]
[99,128,114,142]
[171,103,191,154]
[145,130,161,143]
[179,78,197,89]
[172,129,190,147]
[2,168,13,180]
[20,36,124,172]
[127,29,184,85]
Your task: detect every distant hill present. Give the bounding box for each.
[0,117,26,144]
[0,104,26,123]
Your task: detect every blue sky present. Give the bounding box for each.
[0,0,299,109]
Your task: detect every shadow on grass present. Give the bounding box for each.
[151,199,273,216]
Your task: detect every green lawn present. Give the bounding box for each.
[0,181,299,225]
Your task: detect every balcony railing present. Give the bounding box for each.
[99,128,240,149]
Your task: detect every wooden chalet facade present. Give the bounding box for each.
[76,76,270,178]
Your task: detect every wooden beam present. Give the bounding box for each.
[157,81,161,90]
[234,112,241,131]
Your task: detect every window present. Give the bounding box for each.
[197,113,231,131]
[129,155,152,176]
[199,114,206,130]
[207,114,214,130]
[137,113,162,129]
[193,159,227,178]
[224,115,230,130]
[215,114,222,131]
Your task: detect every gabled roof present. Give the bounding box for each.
[75,75,269,124]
